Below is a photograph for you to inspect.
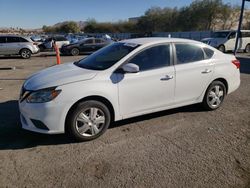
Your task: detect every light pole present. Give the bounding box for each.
[234,0,250,55]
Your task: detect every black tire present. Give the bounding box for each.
[218,45,225,53]
[66,100,111,141]
[20,49,31,59]
[70,48,80,56]
[202,81,226,111]
[245,44,250,53]
[39,45,45,51]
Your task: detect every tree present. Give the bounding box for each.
[58,21,80,33]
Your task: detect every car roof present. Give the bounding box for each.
[121,37,201,45]
[213,30,250,32]
[0,35,27,38]
[0,35,32,41]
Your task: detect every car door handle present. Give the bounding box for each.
[202,69,212,74]
[161,75,173,81]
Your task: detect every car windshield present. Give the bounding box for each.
[212,32,230,38]
[75,42,139,70]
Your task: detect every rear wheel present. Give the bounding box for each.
[20,49,31,59]
[70,48,80,56]
[202,81,226,110]
[245,44,250,53]
[67,101,111,141]
[218,45,225,53]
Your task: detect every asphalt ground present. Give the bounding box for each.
[0,52,249,188]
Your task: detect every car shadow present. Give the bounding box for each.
[0,56,25,60]
[0,100,205,150]
[238,57,250,74]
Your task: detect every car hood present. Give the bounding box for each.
[24,62,98,90]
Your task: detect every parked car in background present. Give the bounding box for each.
[0,35,39,59]
[201,30,250,53]
[65,34,88,44]
[60,37,113,56]
[38,36,69,51]
[19,38,240,141]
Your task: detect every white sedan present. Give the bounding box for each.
[19,38,240,141]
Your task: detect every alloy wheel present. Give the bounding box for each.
[207,85,224,108]
[21,49,31,59]
[75,107,105,137]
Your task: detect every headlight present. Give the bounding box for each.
[26,87,61,103]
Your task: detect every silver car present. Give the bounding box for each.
[0,35,39,59]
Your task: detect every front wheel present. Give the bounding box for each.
[70,48,80,56]
[20,49,31,59]
[202,81,226,111]
[218,45,225,53]
[67,101,111,141]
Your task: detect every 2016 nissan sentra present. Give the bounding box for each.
[19,38,240,141]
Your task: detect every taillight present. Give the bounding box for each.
[232,59,240,69]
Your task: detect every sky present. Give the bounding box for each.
[0,0,244,29]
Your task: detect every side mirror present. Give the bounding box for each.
[121,63,139,73]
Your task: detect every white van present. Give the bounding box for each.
[201,30,250,53]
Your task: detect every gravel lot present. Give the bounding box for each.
[0,53,249,188]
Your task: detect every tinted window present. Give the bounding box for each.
[241,32,250,38]
[129,45,171,71]
[175,44,204,64]
[7,37,20,43]
[228,32,236,39]
[55,36,67,41]
[212,32,230,38]
[76,42,139,70]
[0,37,6,43]
[95,39,104,43]
[85,39,94,44]
[203,48,214,59]
[19,37,29,42]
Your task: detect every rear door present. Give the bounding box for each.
[174,43,215,104]
[6,36,21,54]
[0,37,7,55]
[94,39,106,50]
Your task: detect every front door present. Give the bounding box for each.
[117,44,175,118]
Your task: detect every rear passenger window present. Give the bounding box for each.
[7,37,20,43]
[203,48,214,59]
[85,39,94,44]
[95,39,104,43]
[175,44,204,64]
[19,37,28,42]
[241,32,250,38]
[55,37,67,41]
[129,45,171,71]
[0,37,6,43]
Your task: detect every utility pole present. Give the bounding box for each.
[234,0,250,55]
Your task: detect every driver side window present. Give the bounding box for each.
[228,32,236,39]
[128,44,171,71]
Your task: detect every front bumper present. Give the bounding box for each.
[19,99,68,134]
[60,48,70,55]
